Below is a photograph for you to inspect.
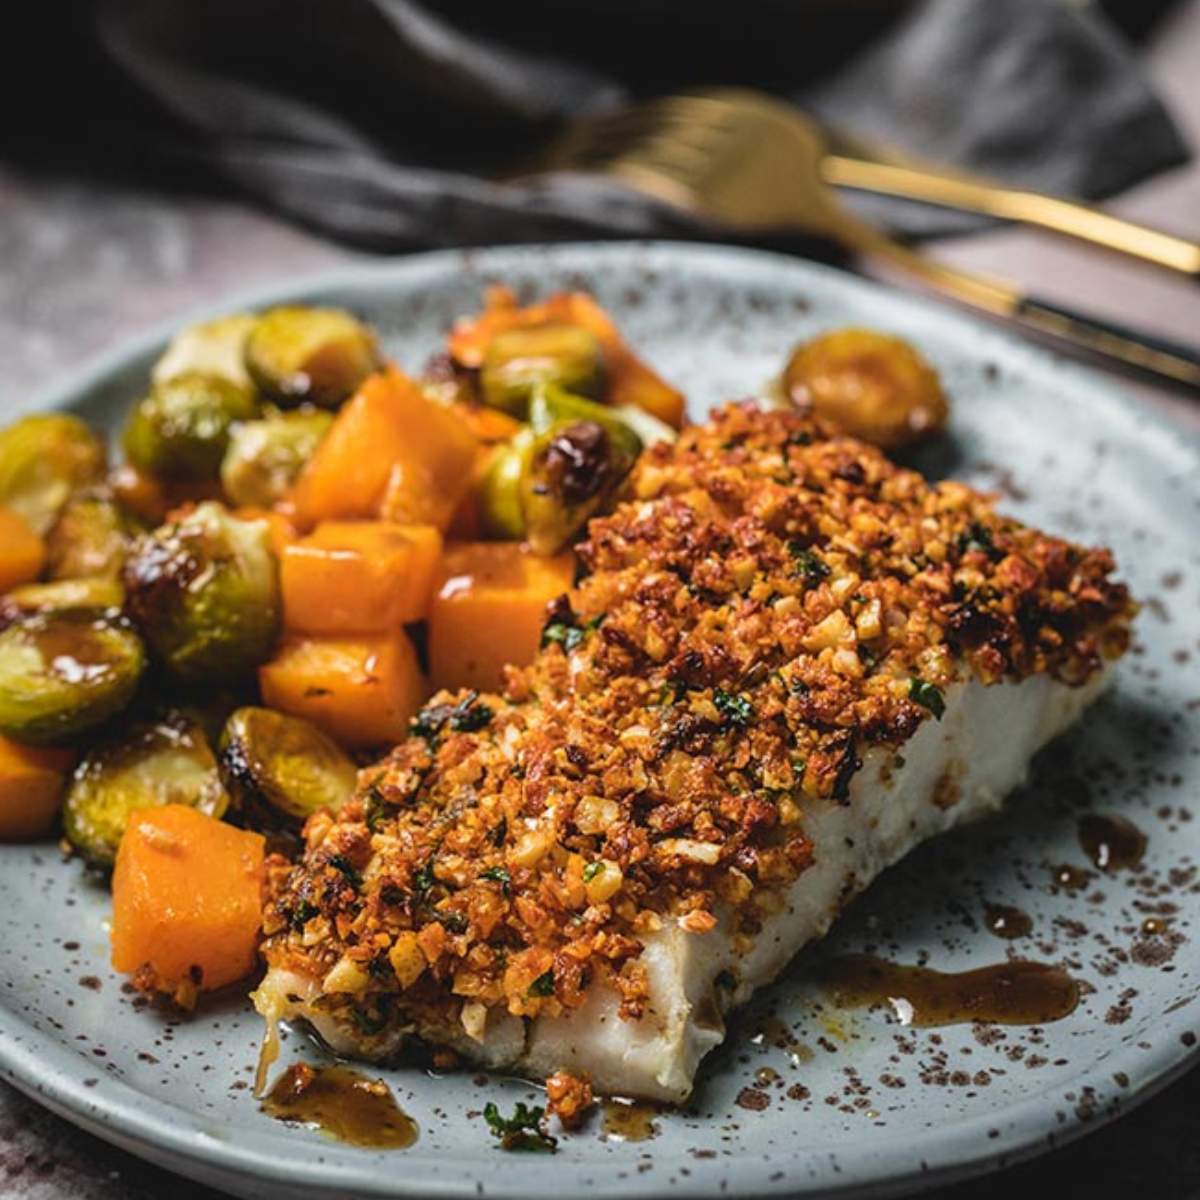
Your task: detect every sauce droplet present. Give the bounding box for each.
[1051,863,1093,891]
[261,1064,418,1149]
[1078,813,1146,872]
[601,1098,661,1142]
[984,903,1032,940]
[821,955,1079,1027]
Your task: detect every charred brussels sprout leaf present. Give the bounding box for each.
[0,414,106,535]
[220,409,334,507]
[45,494,130,581]
[244,306,381,409]
[480,323,605,417]
[218,706,357,827]
[63,712,228,867]
[123,371,260,481]
[0,612,145,744]
[123,502,281,685]
[153,313,259,392]
[0,578,125,626]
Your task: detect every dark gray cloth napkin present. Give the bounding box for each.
[89,0,1188,250]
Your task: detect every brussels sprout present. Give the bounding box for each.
[0,578,125,626]
[782,329,949,450]
[610,403,678,448]
[0,414,107,535]
[479,427,535,540]
[218,706,357,827]
[62,712,228,867]
[123,372,260,481]
[244,306,381,409]
[480,323,605,416]
[527,386,643,462]
[153,313,259,392]
[219,409,333,507]
[0,612,145,744]
[45,494,130,581]
[123,502,281,685]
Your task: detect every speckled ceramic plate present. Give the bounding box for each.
[1,243,1197,1200]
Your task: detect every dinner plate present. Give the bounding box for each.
[1,242,1197,1200]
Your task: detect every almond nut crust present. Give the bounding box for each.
[261,404,1134,1040]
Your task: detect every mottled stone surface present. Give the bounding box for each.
[1,5,1197,1197]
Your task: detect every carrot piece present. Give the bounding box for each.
[450,402,524,445]
[446,289,685,429]
[280,521,443,634]
[0,507,46,593]
[288,368,478,532]
[429,542,574,693]
[110,805,265,1002]
[259,631,427,748]
[0,735,75,841]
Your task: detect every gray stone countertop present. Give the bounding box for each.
[2,3,1198,1195]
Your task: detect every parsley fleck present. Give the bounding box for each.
[541,612,604,653]
[788,543,830,584]
[450,691,493,733]
[413,861,436,896]
[482,1101,557,1153]
[364,784,388,831]
[439,911,468,935]
[288,900,318,930]
[908,677,946,719]
[713,688,754,728]
[327,854,360,887]
[528,970,556,998]
[480,865,511,894]
[582,861,603,883]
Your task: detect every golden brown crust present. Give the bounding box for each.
[261,404,1134,1036]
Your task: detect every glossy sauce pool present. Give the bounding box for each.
[261,1064,418,1149]
[822,955,1080,1027]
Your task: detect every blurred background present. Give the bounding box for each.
[1,0,1198,1197]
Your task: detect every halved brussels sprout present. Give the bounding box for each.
[0,414,107,535]
[0,612,145,744]
[62,712,228,867]
[479,427,535,541]
[218,706,357,827]
[45,494,130,581]
[219,409,333,508]
[244,306,381,409]
[123,502,281,685]
[610,403,678,448]
[480,323,606,416]
[0,578,125,626]
[153,313,259,392]
[527,385,643,459]
[123,371,260,481]
[782,329,949,450]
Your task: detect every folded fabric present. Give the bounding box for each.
[91,0,1188,249]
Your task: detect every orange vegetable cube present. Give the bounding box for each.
[288,368,478,532]
[111,805,265,1000]
[259,631,427,748]
[429,542,574,693]
[0,735,75,841]
[281,522,442,634]
[0,507,45,593]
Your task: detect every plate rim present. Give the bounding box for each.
[1,239,1197,1200]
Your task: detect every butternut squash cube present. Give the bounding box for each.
[0,735,75,841]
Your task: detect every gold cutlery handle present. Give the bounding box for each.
[821,155,1200,278]
[833,219,1200,389]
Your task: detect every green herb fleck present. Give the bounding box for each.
[288,900,318,930]
[713,688,754,728]
[480,865,511,894]
[482,1101,557,1153]
[908,677,945,720]
[528,970,556,998]
[450,691,493,733]
[788,543,830,584]
[439,910,469,934]
[582,861,603,883]
[327,854,360,887]
[413,861,436,896]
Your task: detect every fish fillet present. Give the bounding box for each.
[255,403,1133,1102]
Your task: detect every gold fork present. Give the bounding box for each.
[518,88,1200,389]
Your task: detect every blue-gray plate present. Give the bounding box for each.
[1,243,1197,1200]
